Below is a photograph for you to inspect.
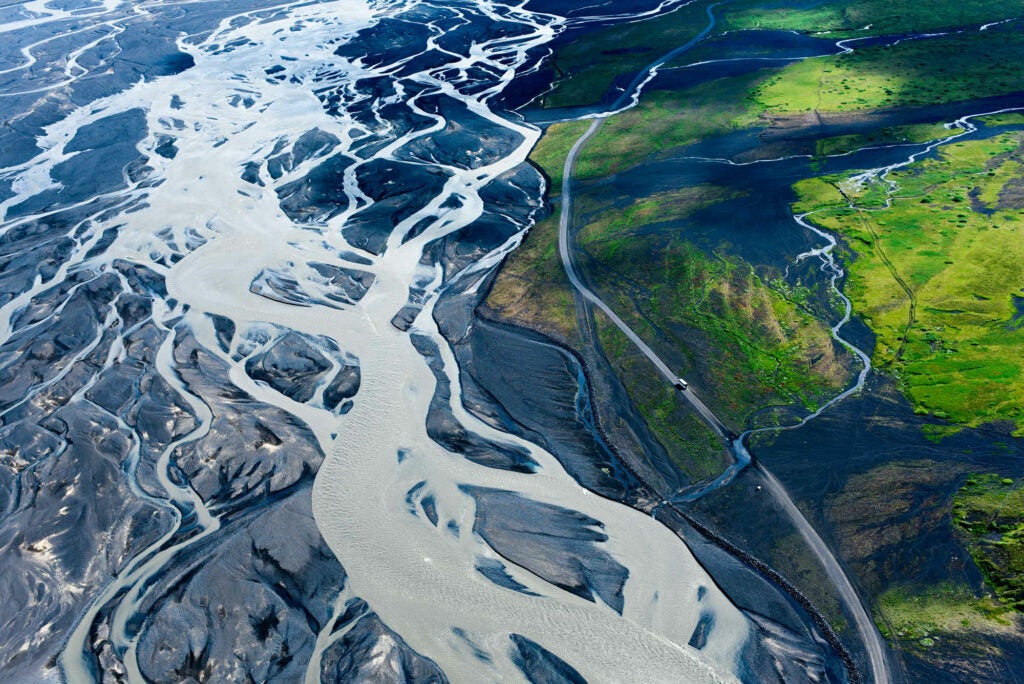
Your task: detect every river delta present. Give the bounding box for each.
[0,0,1022,683]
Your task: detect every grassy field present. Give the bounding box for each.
[576,184,741,244]
[721,0,1022,36]
[576,188,850,428]
[573,72,763,178]
[876,582,1014,647]
[544,78,1021,192]
[508,0,1024,439]
[794,129,1024,433]
[824,459,1020,654]
[813,122,955,158]
[751,24,1024,116]
[978,112,1024,128]
[528,120,592,193]
[488,177,850,462]
[486,3,1024,675]
[483,212,580,344]
[483,122,592,341]
[543,0,1024,109]
[596,315,727,481]
[954,474,1024,610]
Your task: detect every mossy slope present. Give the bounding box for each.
[954,475,1024,609]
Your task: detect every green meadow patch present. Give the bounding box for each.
[875,582,1014,647]
[977,112,1024,128]
[752,24,1024,115]
[596,315,728,481]
[484,212,580,344]
[814,123,955,158]
[529,120,592,194]
[542,0,714,108]
[574,73,763,179]
[795,130,1024,432]
[722,0,1022,36]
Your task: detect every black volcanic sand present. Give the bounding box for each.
[0,2,530,677]
[742,375,1024,683]
[508,19,1024,681]
[576,103,1023,277]
[459,306,853,683]
[0,258,425,681]
[565,102,1024,680]
[2,0,1020,681]
[465,486,630,614]
[0,0,273,170]
[510,633,587,684]
[6,108,150,219]
[463,316,639,499]
[687,374,1024,683]
[319,612,449,683]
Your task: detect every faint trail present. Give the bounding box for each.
[836,186,916,366]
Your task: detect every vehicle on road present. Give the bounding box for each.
[675,377,688,391]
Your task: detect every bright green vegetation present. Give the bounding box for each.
[596,315,726,480]
[794,129,1024,432]
[577,184,741,244]
[722,0,1022,36]
[574,73,762,179]
[876,582,1014,647]
[978,112,1024,128]
[544,0,1024,110]
[542,1,713,108]
[578,189,849,428]
[484,213,579,343]
[563,77,959,180]
[954,474,1024,610]
[814,123,954,157]
[921,423,963,443]
[489,1,1024,675]
[752,25,1024,115]
[529,120,591,193]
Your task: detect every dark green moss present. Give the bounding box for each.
[954,474,1024,609]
